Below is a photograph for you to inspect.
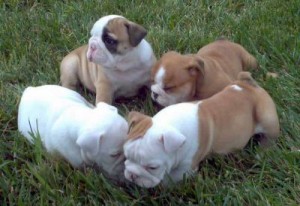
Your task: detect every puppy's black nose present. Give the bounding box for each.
[152,92,158,100]
[130,173,138,181]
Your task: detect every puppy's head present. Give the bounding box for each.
[76,103,128,178]
[87,15,147,67]
[124,111,186,188]
[150,52,204,107]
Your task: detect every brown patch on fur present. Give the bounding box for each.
[151,40,259,104]
[151,52,203,99]
[105,18,131,54]
[106,18,146,53]
[191,72,279,170]
[127,111,153,140]
[60,45,110,103]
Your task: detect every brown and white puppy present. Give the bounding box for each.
[124,72,279,188]
[151,39,258,107]
[60,15,156,104]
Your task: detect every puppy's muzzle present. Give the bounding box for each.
[130,173,138,182]
[152,91,159,100]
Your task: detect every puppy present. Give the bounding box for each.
[60,15,156,104]
[151,39,258,106]
[18,85,128,178]
[124,72,279,188]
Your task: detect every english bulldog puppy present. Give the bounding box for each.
[18,85,128,178]
[124,72,279,188]
[151,39,258,107]
[60,15,156,104]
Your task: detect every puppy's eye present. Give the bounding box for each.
[145,165,159,170]
[163,86,174,92]
[110,152,121,158]
[103,34,117,45]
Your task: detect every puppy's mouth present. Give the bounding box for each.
[150,91,173,107]
[88,56,93,62]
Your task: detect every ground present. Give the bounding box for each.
[0,0,299,205]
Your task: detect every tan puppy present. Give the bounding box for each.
[151,39,258,106]
[60,15,156,104]
[124,72,279,188]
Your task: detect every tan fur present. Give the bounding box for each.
[60,45,113,104]
[151,51,200,95]
[191,72,279,169]
[151,39,258,102]
[104,18,146,53]
[60,17,151,105]
[127,111,153,140]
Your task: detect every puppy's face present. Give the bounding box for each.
[151,52,204,107]
[87,15,147,67]
[76,103,128,178]
[123,112,186,188]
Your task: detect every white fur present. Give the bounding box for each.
[124,102,200,188]
[18,85,128,178]
[254,124,264,134]
[155,67,165,86]
[86,15,156,98]
[231,85,243,91]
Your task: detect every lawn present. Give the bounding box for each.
[0,0,299,205]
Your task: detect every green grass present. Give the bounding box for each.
[1,0,300,205]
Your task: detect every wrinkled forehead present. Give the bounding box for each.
[98,118,127,144]
[152,54,193,81]
[124,129,164,161]
[104,18,129,42]
[90,15,124,36]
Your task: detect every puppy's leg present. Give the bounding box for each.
[95,79,113,104]
[60,55,80,91]
[255,96,280,147]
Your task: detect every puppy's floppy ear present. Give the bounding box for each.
[125,22,147,47]
[127,111,152,140]
[160,128,186,153]
[76,131,104,156]
[187,56,205,78]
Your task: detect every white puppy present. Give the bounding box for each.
[124,72,279,188]
[18,85,128,178]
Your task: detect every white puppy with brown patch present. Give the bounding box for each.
[124,72,279,188]
[60,15,156,104]
[18,85,128,178]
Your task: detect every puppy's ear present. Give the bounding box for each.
[125,22,147,47]
[160,128,186,153]
[187,56,205,78]
[76,131,104,156]
[127,111,152,140]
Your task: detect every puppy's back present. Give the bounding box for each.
[237,72,280,145]
[18,86,52,142]
[18,85,92,142]
[198,39,258,71]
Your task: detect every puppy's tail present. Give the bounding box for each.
[238,72,258,87]
[242,52,259,71]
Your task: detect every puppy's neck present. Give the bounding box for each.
[109,40,152,72]
[153,103,200,171]
[194,58,232,100]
